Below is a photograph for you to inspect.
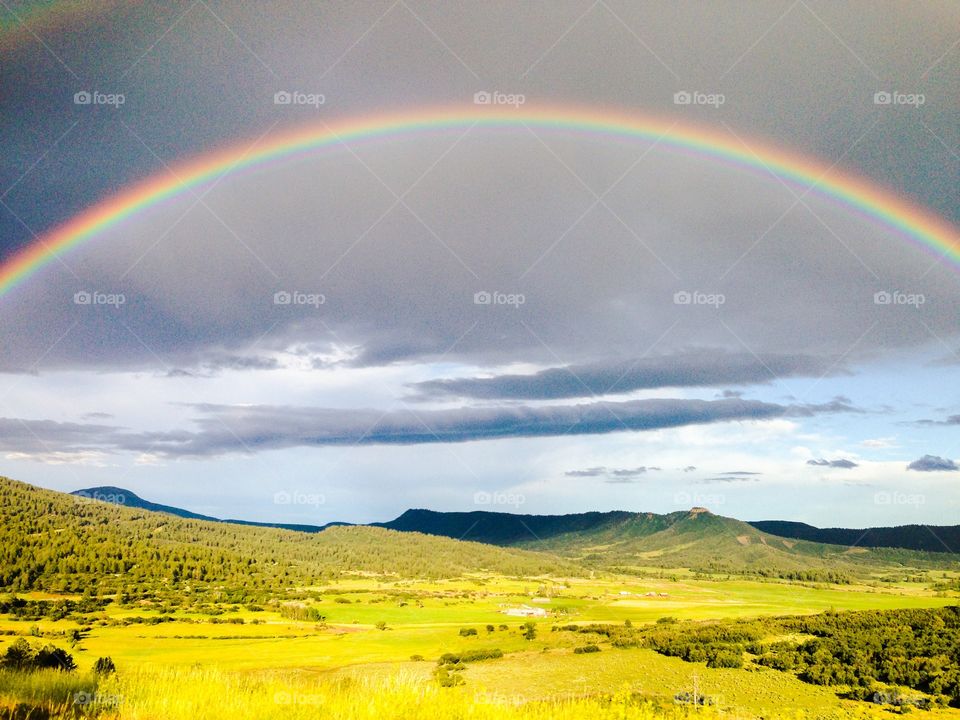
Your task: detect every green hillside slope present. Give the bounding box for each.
[0,477,582,596]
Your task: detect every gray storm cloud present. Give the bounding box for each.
[0,396,856,459]
[907,455,959,472]
[407,352,844,400]
[0,1,957,377]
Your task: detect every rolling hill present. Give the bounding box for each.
[70,486,341,533]
[64,485,960,580]
[377,506,960,578]
[749,520,960,554]
[0,477,582,596]
[73,486,960,557]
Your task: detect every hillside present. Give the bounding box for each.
[750,520,960,554]
[71,486,338,533]
[71,486,221,522]
[0,477,582,596]
[375,508,647,543]
[71,486,960,559]
[377,507,960,579]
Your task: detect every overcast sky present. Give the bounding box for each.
[0,1,958,529]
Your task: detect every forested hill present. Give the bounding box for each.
[375,508,644,544]
[749,520,960,554]
[0,477,582,595]
[72,486,960,556]
[377,507,960,579]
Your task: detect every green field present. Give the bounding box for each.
[1,478,959,719]
[2,574,959,719]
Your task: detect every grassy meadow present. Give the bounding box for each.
[2,573,959,719]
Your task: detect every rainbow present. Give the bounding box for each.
[0,1,130,50]
[2,105,958,297]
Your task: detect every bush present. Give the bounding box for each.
[2,639,77,672]
[93,656,116,675]
[573,644,600,654]
[438,648,503,664]
[1,638,34,670]
[458,627,477,637]
[707,648,743,668]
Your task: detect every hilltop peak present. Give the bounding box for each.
[688,506,712,515]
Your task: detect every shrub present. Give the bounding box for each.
[438,648,503,664]
[573,644,600,654]
[458,627,477,637]
[1,638,34,670]
[707,648,743,668]
[93,656,116,675]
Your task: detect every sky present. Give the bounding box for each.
[0,0,958,529]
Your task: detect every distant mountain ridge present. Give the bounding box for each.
[71,486,960,557]
[748,520,960,555]
[71,486,343,533]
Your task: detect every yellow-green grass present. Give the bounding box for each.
[1,574,956,719]
[0,665,926,720]
[1,576,954,674]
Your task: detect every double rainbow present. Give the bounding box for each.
[2,105,958,297]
